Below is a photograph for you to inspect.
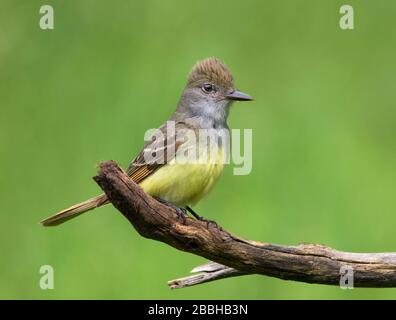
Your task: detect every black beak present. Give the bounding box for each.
[226,90,253,101]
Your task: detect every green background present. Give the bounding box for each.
[1,0,396,299]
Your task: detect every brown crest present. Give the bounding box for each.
[187,57,234,88]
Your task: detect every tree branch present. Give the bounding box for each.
[93,161,396,288]
[167,262,246,289]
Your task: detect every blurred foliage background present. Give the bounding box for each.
[1,0,396,299]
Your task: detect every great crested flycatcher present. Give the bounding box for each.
[41,57,252,226]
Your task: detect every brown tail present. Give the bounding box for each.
[41,194,109,227]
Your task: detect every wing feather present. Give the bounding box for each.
[126,121,191,183]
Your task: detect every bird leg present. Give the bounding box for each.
[186,206,219,229]
[185,206,203,220]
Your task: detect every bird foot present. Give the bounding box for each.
[175,207,187,224]
[202,218,219,229]
[154,197,187,224]
[186,206,220,229]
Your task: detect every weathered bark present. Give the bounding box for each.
[94,161,396,289]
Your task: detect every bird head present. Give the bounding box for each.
[177,57,252,126]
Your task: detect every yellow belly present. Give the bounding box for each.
[139,155,224,206]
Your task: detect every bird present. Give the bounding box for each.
[41,57,252,226]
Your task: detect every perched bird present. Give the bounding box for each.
[41,57,252,226]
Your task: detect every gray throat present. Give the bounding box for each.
[173,94,231,130]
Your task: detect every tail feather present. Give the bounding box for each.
[41,194,108,226]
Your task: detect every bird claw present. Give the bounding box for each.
[154,197,188,224]
[203,218,219,229]
[175,207,187,224]
[185,206,219,229]
[195,215,219,229]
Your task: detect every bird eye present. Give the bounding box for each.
[202,83,215,93]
